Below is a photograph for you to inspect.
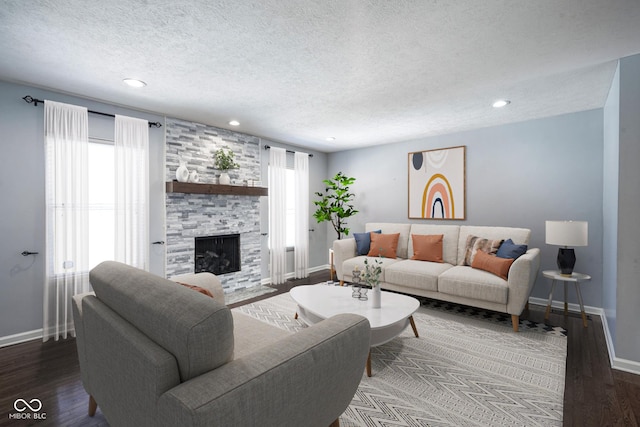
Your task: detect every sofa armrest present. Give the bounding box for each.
[333,238,357,281]
[157,313,370,427]
[506,248,541,315]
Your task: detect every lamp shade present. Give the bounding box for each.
[545,221,588,247]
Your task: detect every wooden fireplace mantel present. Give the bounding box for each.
[166,181,268,196]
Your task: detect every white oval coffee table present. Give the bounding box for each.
[290,284,420,376]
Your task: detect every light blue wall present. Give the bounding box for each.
[0,80,165,340]
[328,110,605,306]
[603,62,620,348]
[616,54,640,363]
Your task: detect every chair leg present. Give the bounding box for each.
[511,315,519,332]
[339,280,344,286]
[88,395,97,417]
[329,419,340,427]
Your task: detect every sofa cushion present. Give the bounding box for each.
[438,266,508,304]
[90,261,234,382]
[368,233,400,259]
[385,260,453,292]
[471,250,514,280]
[343,256,402,283]
[410,234,444,262]
[496,238,528,260]
[457,226,531,265]
[366,223,411,259]
[408,224,460,265]
[459,235,503,266]
[354,230,381,255]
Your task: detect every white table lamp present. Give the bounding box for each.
[545,220,588,276]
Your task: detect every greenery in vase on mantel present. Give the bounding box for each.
[214,148,240,171]
[214,148,240,185]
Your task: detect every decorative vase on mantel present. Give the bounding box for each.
[219,172,231,185]
[176,161,189,183]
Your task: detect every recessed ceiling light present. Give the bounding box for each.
[123,78,147,88]
[325,136,336,141]
[229,120,240,126]
[492,99,511,108]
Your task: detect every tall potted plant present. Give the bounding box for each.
[214,148,239,185]
[313,172,358,239]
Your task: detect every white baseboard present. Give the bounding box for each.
[611,356,640,375]
[529,296,640,376]
[260,264,330,286]
[0,329,43,348]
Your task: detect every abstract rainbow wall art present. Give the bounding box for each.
[408,146,466,219]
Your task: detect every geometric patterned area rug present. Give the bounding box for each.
[233,292,567,427]
[419,298,568,337]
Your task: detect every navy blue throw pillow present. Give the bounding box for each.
[354,230,381,255]
[496,238,528,260]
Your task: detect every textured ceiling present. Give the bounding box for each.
[1,1,639,152]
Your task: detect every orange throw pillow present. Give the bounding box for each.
[471,250,514,280]
[177,282,214,298]
[368,233,400,259]
[411,234,444,263]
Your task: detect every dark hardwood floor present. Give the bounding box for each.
[1,269,638,426]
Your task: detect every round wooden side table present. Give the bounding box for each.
[542,270,591,328]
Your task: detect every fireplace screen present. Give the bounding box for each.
[195,234,240,275]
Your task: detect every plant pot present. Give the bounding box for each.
[219,172,231,185]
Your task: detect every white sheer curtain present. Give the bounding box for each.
[43,100,90,342]
[114,115,149,270]
[268,147,287,285]
[294,152,309,278]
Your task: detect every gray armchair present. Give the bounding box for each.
[72,261,370,427]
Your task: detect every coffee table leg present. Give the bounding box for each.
[409,315,419,338]
[366,350,372,377]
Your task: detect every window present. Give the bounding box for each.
[268,166,296,249]
[87,139,115,269]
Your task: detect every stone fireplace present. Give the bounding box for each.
[164,118,263,293]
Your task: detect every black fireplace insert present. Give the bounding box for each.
[195,234,240,275]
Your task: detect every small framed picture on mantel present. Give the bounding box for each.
[408,145,466,220]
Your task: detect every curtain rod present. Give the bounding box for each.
[22,95,162,128]
[263,144,313,157]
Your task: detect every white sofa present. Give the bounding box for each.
[333,223,540,332]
